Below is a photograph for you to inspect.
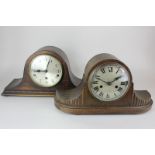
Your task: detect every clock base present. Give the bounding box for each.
[2,77,81,97]
[54,90,153,115]
[2,79,57,97]
[55,102,152,115]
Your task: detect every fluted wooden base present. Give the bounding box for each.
[54,90,153,114]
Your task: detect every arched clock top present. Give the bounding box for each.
[55,53,152,114]
[2,46,81,96]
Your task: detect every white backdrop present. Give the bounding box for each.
[0,26,155,128]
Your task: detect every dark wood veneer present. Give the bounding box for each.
[54,53,153,114]
[2,46,81,96]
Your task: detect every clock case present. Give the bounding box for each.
[2,46,81,96]
[55,53,153,114]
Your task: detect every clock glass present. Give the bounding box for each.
[29,55,63,87]
[88,63,130,101]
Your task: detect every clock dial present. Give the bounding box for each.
[88,63,130,101]
[29,55,63,87]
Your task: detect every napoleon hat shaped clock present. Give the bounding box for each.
[2,46,80,96]
[55,53,153,114]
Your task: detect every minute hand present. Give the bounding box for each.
[46,58,51,71]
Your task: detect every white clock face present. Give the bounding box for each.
[29,55,63,87]
[88,63,130,101]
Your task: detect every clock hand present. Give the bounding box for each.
[32,69,47,73]
[46,58,51,71]
[110,76,122,84]
[96,76,122,86]
[96,78,109,85]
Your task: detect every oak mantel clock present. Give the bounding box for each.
[55,53,153,114]
[2,46,80,96]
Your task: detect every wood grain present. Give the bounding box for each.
[2,46,81,96]
[55,53,153,114]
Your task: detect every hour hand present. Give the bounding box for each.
[111,76,122,83]
[32,69,47,73]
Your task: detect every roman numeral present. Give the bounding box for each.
[121,81,128,86]
[118,87,123,92]
[101,68,105,73]
[116,67,120,74]
[108,67,113,72]
[99,92,103,97]
[93,86,99,92]
[114,93,117,97]
[106,93,110,98]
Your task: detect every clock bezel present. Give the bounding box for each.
[87,61,131,102]
[28,53,63,88]
[86,59,132,103]
[24,50,65,89]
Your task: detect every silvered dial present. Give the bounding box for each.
[88,63,130,101]
[29,55,63,87]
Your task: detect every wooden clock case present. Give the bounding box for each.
[2,46,81,96]
[55,53,153,114]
